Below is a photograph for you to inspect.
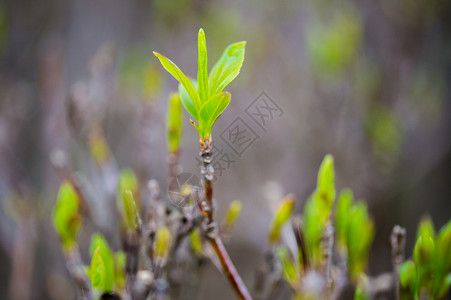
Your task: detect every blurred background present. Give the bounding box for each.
[0,0,450,299]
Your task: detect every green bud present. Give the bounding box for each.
[347,201,374,280]
[154,226,172,258]
[416,216,435,240]
[189,228,203,256]
[269,195,295,244]
[335,188,354,249]
[89,247,106,292]
[122,190,141,230]
[413,235,435,268]
[316,154,335,210]
[89,234,114,291]
[437,273,451,298]
[436,220,451,272]
[399,260,416,290]
[52,181,81,251]
[167,92,183,154]
[276,246,300,287]
[223,200,242,229]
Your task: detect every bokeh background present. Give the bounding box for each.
[0,0,450,299]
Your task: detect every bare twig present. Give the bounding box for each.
[199,140,252,300]
[391,225,406,300]
[65,248,93,300]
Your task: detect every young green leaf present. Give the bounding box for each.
[153,51,201,117]
[209,41,246,96]
[52,181,81,251]
[197,28,209,103]
[122,190,141,231]
[347,201,374,280]
[436,220,451,272]
[89,233,114,292]
[399,260,416,290]
[269,194,295,244]
[198,92,231,139]
[335,188,354,250]
[316,154,335,210]
[89,247,106,292]
[166,92,183,153]
[276,246,300,287]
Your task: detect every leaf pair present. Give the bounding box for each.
[154,28,246,142]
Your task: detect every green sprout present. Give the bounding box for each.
[52,181,82,251]
[303,154,335,266]
[89,247,107,294]
[89,234,115,292]
[154,28,246,144]
[269,194,295,245]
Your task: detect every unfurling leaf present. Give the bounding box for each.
[53,181,81,251]
[208,41,246,96]
[347,201,374,280]
[154,29,245,142]
[197,28,209,103]
[335,188,353,249]
[89,247,106,292]
[399,260,416,290]
[277,246,300,287]
[153,51,201,119]
[89,234,114,291]
[269,194,295,244]
[166,92,183,153]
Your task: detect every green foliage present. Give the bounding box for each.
[89,247,106,293]
[89,234,114,292]
[346,202,374,280]
[335,188,353,250]
[154,226,172,258]
[268,195,295,244]
[223,200,243,229]
[399,217,451,298]
[276,246,300,287]
[52,181,81,251]
[154,28,246,141]
[303,155,335,266]
[399,260,416,291]
[166,92,183,153]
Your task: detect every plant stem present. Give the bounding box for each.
[199,140,252,300]
[65,248,93,300]
[391,225,406,300]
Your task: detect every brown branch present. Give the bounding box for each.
[199,140,252,300]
